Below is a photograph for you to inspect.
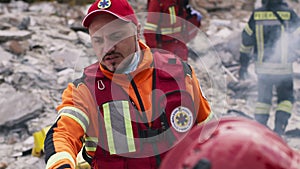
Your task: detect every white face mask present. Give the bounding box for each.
[119,50,140,74]
[117,33,140,74]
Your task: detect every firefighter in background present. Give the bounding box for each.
[144,0,202,61]
[159,117,300,169]
[238,0,300,135]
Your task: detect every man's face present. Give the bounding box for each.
[89,13,138,72]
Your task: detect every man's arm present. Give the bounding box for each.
[144,0,162,48]
[185,66,212,123]
[44,83,95,169]
[239,13,255,80]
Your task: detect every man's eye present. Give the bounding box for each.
[110,32,125,41]
[92,37,103,44]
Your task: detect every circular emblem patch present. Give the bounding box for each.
[98,0,111,9]
[170,106,193,133]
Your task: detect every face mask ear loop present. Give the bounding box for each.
[135,30,141,58]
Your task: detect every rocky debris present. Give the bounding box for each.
[0,0,299,168]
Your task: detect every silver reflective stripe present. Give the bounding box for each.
[103,101,136,155]
[255,62,293,75]
[58,107,89,133]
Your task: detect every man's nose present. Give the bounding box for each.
[103,39,116,54]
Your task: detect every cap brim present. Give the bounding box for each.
[82,9,131,28]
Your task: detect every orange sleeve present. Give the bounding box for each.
[45,83,98,169]
[186,68,211,123]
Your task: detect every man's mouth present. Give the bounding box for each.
[103,53,121,61]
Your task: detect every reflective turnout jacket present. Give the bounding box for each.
[240,3,300,75]
[44,41,211,169]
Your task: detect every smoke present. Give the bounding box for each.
[265,20,300,63]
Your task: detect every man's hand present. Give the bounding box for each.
[186,5,202,22]
[238,67,248,80]
[190,8,202,22]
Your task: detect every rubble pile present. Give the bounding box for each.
[0,0,299,168]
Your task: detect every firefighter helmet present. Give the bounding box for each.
[160,117,300,169]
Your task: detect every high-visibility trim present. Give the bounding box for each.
[46,151,75,169]
[281,26,288,64]
[240,44,253,54]
[85,137,98,152]
[144,22,158,31]
[254,11,291,20]
[161,26,182,35]
[256,25,264,63]
[103,101,136,155]
[198,111,214,126]
[85,146,97,152]
[244,24,253,36]
[85,136,98,142]
[169,6,176,24]
[255,62,293,74]
[103,103,116,154]
[276,100,293,114]
[122,101,136,153]
[257,20,281,26]
[255,102,271,115]
[58,107,89,133]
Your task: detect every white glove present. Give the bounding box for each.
[190,8,202,21]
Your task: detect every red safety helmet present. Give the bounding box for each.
[160,117,300,169]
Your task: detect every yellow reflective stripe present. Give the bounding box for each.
[144,22,158,31]
[103,103,116,155]
[58,106,89,133]
[244,24,253,36]
[240,44,253,53]
[277,11,291,20]
[169,6,176,24]
[276,100,293,113]
[85,136,98,142]
[46,152,75,169]
[255,62,293,74]
[161,26,182,35]
[85,137,98,152]
[256,25,264,63]
[197,112,215,126]
[255,102,271,114]
[281,26,288,64]
[122,101,136,153]
[85,146,97,152]
[254,11,291,20]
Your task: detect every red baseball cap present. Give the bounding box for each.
[82,0,138,28]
